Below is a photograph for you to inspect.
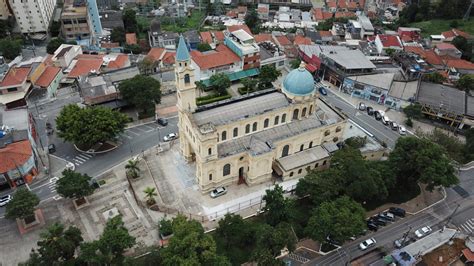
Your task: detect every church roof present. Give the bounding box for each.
[282,64,315,96]
[176,35,190,62]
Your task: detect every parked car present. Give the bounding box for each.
[210,187,227,198]
[369,217,387,226]
[394,237,416,248]
[367,222,378,231]
[399,125,407,135]
[358,102,366,111]
[366,106,374,115]
[0,194,12,207]
[48,144,56,153]
[382,115,391,125]
[390,121,399,130]
[318,87,328,96]
[156,118,168,126]
[415,226,432,238]
[374,111,383,120]
[359,238,376,250]
[378,212,395,221]
[389,207,406,217]
[65,162,75,171]
[163,133,178,142]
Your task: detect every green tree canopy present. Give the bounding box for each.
[118,74,161,113]
[457,74,474,92]
[210,73,231,96]
[403,103,423,119]
[5,188,40,220]
[56,104,129,149]
[258,65,281,89]
[244,9,260,34]
[216,214,255,249]
[305,196,366,244]
[253,223,297,257]
[110,27,126,45]
[123,9,138,33]
[240,77,258,93]
[28,223,83,264]
[124,44,142,54]
[46,38,70,55]
[422,72,446,84]
[79,215,135,264]
[419,128,466,163]
[0,39,22,60]
[197,43,212,52]
[162,215,230,265]
[452,36,472,61]
[389,136,459,191]
[290,59,301,69]
[263,185,293,226]
[56,169,94,199]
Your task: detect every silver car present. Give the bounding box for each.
[359,238,376,250]
[210,187,227,198]
[415,226,432,238]
[163,133,178,142]
[0,194,12,207]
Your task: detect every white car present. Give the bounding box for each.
[0,194,12,207]
[399,125,407,135]
[359,238,376,250]
[163,133,178,142]
[210,187,227,198]
[415,226,432,238]
[358,102,366,111]
[382,115,391,125]
[65,162,76,171]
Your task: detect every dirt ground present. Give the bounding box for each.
[421,238,466,266]
[367,184,444,217]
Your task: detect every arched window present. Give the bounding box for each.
[184,74,190,84]
[309,105,313,115]
[274,116,280,125]
[208,148,212,155]
[333,137,339,142]
[221,131,227,141]
[282,145,289,157]
[293,109,299,120]
[315,162,319,168]
[233,127,238,137]
[245,124,250,134]
[323,160,327,165]
[324,130,330,136]
[300,144,304,151]
[223,164,231,176]
[309,141,313,148]
[302,107,307,117]
[336,126,342,132]
[298,169,302,174]
[252,122,257,131]
[281,114,287,123]
[209,174,212,180]
[289,172,294,177]
[264,119,269,128]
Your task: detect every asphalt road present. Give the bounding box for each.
[321,89,405,148]
[308,167,474,265]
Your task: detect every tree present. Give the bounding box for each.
[56,104,129,149]
[385,48,396,57]
[195,81,207,92]
[143,187,158,205]
[159,218,173,237]
[56,169,94,202]
[344,136,367,149]
[253,223,296,257]
[110,27,126,45]
[419,128,466,163]
[125,44,142,54]
[422,72,446,84]
[125,159,140,178]
[197,43,212,52]
[250,249,284,266]
[210,73,231,96]
[240,77,258,94]
[216,214,255,249]
[0,19,13,38]
[456,74,474,92]
[405,118,413,127]
[139,56,156,75]
[244,9,260,34]
[305,196,366,244]
[258,65,281,89]
[5,188,40,225]
[118,74,161,114]
[389,136,459,191]
[262,185,293,226]
[452,36,472,61]
[161,215,230,265]
[403,103,423,119]
[49,21,61,37]
[123,9,138,33]
[79,216,135,264]
[0,39,22,60]
[47,38,66,54]
[28,223,83,264]
[290,59,301,69]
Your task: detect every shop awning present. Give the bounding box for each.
[305,63,317,73]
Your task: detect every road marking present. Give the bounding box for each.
[53,195,62,201]
[126,130,140,136]
[142,124,155,130]
[80,153,93,158]
[131,127,147,132]
[76,154,90,160]
[73,159,83,165]
[74,157,86,162]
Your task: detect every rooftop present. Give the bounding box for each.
[34,66,61,88]
[348,73,395,90]
[125,33,137,45]
[358,14,374,31]
[227,25,253,36]
[68,58,103,78]
[401,228,456,257]
[416,82,466,115]
[0,67,31,88]
[190,45,240,70]
[444,59,474,70]
[106,54,129,69]
[0,140,32,173]
[322,49,376,70]
[277,145,329,171]
[232,29,254,42]
[436,43,458,50]
[377,34,402,48]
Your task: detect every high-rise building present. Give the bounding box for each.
[60,3,92,45]
[86,0,102,38]
[0,0,11,20]
[8,0,56,34]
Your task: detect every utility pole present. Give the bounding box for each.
[444,203,461,230]
[399,225,412,248]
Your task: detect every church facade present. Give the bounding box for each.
[175,36,348,192]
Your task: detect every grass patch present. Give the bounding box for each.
[161,11,204,33]
[237,87,256,95]
[196,92,231,106]
[409,19,474,37]
[363,185,421,211]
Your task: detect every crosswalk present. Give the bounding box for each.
[72,153,94,166]
[459,218,474,233]
[48,177,62,200]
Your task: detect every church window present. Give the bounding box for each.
[309,105,313,115]
[252,122,257,132]
[324,130,330,136]
[223,164,231,176]
[245,124,250,134]
[222,131,227,141]
[293,109,299,120]
[309,141,313,148]
[298,169,302,174]
[281,114,287,123]
[333,137,339,142]
[282,145,289,157]
[184,74,190,84]
[209,174,212,180]
[264,119,269,128]
[300,144,304,151]
[233,127,238,137]
[289,172,294,177]
[302,107,307,117]
[208,148,212,155]
[336,126,342,132]
[274,116,279,125]
[323,160,327,165]
[315,162,319,168]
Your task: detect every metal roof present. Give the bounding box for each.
[322,49,376,70]
[348,73,394,91]
[276,145,329,171]
[416,82,466,115]
[232,29,254,42]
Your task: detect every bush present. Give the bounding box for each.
[196,93,231,106]
[405,118,413,127]
[159,219,173,237]
[238,87,255,95]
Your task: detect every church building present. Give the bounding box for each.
[175,36,347,192]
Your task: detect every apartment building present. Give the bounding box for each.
[60,2,92,45]
[8,0,56,33]
[0,0,11,20]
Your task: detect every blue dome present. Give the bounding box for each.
[282,65,315,96]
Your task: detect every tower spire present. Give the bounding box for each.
[176,35,190,62]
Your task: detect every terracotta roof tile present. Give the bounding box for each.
[200,31,213,43]
[293,35,312,45]
[327,1,337,8]
[126,33,137,45]
[101,42,120,48]
[0,140,32,173]
[337,0,347,8]
[442,30,456,39]
[162,52,176,65]
[257,6,269,13]
[436,43,457,50]
[377,34,402,48]
[254,33,273,43]
[213,31,225,42]
[147,47,165,61]
[319,31,333,37]
[335,11,356,18]
[34,66,61,88]
[0,67,31,87]
[76,54,104,60]
[68,58,103,78]
[227,25,253,36]
[313,8,333,20]
[276,35,291,46]
[107,54,129,69]
[190,45,240,69]
[444,59,474,70]
[347,1,358,9]
[453,29,470,39]
[424,50,443,65]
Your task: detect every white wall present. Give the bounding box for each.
[9,0,56,33]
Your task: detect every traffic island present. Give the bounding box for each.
[74,141,119,154]
[16,209,45,235]
[72,197,91,210]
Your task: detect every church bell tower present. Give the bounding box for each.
[175,35,197,113]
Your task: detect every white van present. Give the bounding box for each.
[382,115,390,125]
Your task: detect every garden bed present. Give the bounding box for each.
[196,93,231,106]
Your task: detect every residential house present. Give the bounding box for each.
[224,29,260,70]
[435,43,462,59]
[357,14,375,39]
[312,8,333,22]
[190,45,242,83]
[51,44,83,68]
[441,28,471,42]
[293,35,312,46]
[331,22,346,41]
[257,4,270,20]
[374,34,403,55]
[259,41,286,69]
[183,30,201,50]
[0,66,32,108]
[99,10,124,30]
[103,54,131,71]
[298,44,349,74]
[66,55,104,80]
[147,47,176,71]
[444,59,474,75]
[274,34,298,59]
[32,65,63,98]
[319,31,334,43]
[397,27,421,42]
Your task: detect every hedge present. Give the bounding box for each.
[196,93,231,106]
[237,87,256,95]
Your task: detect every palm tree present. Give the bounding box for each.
[143,187,158,206]
[125,159,140,178]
